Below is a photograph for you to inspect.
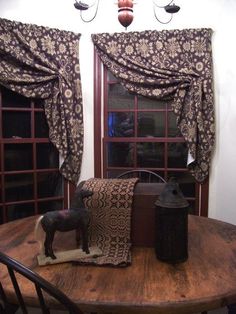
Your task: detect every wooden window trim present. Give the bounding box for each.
[0,86,71,223]
[93,50,209,216]
[94,48,102,178]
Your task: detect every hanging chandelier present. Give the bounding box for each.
[74,0,180,28]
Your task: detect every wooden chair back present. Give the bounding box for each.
[0,252,83,314]
[117,169,166,183]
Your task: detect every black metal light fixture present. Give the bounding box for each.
[153,0,180,24]
[74,0,180,27]
[74,0,100,22]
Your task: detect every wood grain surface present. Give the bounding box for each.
[1,215,236,314]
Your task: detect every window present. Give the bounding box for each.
[0,86,69,224]
[94,52,209,216]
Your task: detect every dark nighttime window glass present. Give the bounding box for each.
[168,171,195,198]
[107,142,134,167]
[108,112,134,137]
[167,143,188,168]
[2,112,31,138]
[37,172,63,198]
[138,96,168,109]
[137,142,164,168]
[108,84,134,109]
[168,112,182,137]
[138,112,165,137]
[0,87,67,224]
[35,112,49,138]
[38,200,63,214]
[7,203,35,221]
[4,144,33,171]
[36,143,59,169]
[107,71,118,81]
[1,86,31,108]
[34,98,44,109]
[5,173,34,202]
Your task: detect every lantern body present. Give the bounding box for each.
[155,178,189,263]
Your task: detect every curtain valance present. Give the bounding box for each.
[92,28,215,182]
[0,18,83,184]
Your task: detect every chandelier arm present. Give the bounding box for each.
[153,4,173,24]
[80,0,100,22]
[153,0,174,9]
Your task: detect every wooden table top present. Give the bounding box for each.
[1,214,236,314]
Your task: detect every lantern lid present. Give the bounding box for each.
[155,177,189,208]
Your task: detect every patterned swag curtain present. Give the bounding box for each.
[0,18,83,184]
[92,28,215,182]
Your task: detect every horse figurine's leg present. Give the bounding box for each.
[44,230,56,259]
[75,228,80,248]
[81,224,90,254]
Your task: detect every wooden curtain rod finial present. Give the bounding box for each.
[118,0,134,28]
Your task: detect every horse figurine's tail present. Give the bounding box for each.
[34,216,45,255]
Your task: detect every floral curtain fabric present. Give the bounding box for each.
[92,28,215,182]
[0,18,83,184]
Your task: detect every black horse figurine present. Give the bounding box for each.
[35,185,93,260]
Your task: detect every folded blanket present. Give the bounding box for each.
[78,177,138,267]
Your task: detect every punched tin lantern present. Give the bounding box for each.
[155,177,189,264]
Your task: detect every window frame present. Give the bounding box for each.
[0,86,71,224]
[93,49,209,217]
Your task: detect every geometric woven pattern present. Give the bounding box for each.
[79,178,138,266]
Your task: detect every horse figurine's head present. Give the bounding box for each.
[70,186,93,209]
[80,189,93,199]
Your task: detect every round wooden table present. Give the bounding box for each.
[0,215,236,314]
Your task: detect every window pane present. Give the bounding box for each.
[34,98,44,109]
[38,200,63,214]
[2,112,31,138]
[7,203,35,221]
[138,96,168,109]
[36,143,59,169]
[168,143,188,168]
[167,171,195,198]
[108,84,134,109]
[4,144,33,171]
[1,87,31,108]
[137,142,164,167]
[138,112,165,137]
[108,112,134,137]
[107,71,118,82]
[106,170,127,178]
[37,172,63,198]
[107,142,134,167]
[5,173,34,202]
[168,112,182,137]
[35,112,49,138]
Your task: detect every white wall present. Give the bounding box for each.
[1,0,236,223]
